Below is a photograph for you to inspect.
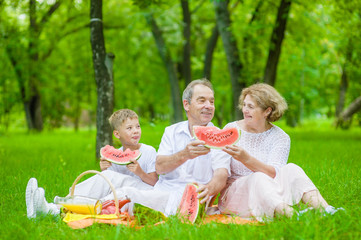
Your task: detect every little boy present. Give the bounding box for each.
[26,109,158,218]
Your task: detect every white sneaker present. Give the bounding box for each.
[34,188,49,216]
[296,207,314,220]
[324,205,345,215]
[26,178,38,219]
[298,207,314,215]
[34,188,60,216]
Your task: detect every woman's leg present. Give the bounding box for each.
[301,189,328,209]
[274,203,295,218]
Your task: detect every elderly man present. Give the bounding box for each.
[154,79,229,215]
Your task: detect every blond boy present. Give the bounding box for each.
[26,109,158,218]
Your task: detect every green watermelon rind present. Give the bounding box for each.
[193,126,241,149]
[100,146,142,165]
[178,183,205,224]
[103,153,142,165]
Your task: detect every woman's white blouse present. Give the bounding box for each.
[224,121,290,178]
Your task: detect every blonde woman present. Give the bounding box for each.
[216,83,343,220]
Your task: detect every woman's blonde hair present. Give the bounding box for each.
[239,83,287,122]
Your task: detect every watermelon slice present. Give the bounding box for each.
[177,183,205,224]
[100,145,141,165]
[193,126,240,149]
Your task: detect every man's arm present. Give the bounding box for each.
[156,152,188,175]
[196,168,228,204]
[156,140,210,175]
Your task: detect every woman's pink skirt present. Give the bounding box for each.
[218,163,317,220]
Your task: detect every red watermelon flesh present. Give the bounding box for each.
[193,126,240,149]
[100,145,141,165]
[178,183,205,224]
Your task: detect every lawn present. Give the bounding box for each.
[0,122,360,239]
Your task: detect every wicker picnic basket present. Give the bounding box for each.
[63,170,132,229]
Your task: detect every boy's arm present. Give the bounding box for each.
[100,159,112,171]
[138,171,158,186]
[127,160,158,186]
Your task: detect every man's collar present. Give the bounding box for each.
[176,121,214,137]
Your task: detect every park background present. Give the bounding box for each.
[0,0,360,239]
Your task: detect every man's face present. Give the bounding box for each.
[184,84,215,126]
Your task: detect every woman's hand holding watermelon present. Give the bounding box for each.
[222,145,251,165]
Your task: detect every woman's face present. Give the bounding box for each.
[242,95,269,126]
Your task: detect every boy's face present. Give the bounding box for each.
[113,118,141,147]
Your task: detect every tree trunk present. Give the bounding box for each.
[214,0,244,120]
[263,0,292,86]
[339,97,361,120]
[336,96,361,128]
[27,0,43,131]
[145,13,183,123]
[336,64,348,117]
[181,0,192,86]
[242,0,264,84]
[90,0,114,159]
[5,0,61,131]
[336,40,352,117]
[203,23,219,81]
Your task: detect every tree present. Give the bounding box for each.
[90,0,114,158]
[214,0,245,120]
[263,0,292,86]
[5,0,62,131]
[335,40,352,117]
[336,96,361,128]
[181,0,192,85]
[203,23,219,81]
[144,12,183,123]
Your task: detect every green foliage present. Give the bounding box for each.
[1,0,361,130]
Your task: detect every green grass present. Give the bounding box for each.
[0,122,360,239]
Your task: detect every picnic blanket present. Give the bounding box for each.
[63,212,257,229]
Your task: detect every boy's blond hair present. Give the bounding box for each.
[109,109,138,130]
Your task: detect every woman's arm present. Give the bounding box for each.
[223,145,276,178]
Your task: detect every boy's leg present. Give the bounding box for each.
[72,170,150,199]
[26,178,38,219]
[33,188,60,217]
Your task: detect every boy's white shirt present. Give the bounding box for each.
[108,143,157,180]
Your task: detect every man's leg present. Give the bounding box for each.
[101,187,171,215]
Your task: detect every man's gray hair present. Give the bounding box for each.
[182,78,214,103]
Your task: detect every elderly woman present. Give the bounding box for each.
[216,83,342,220]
